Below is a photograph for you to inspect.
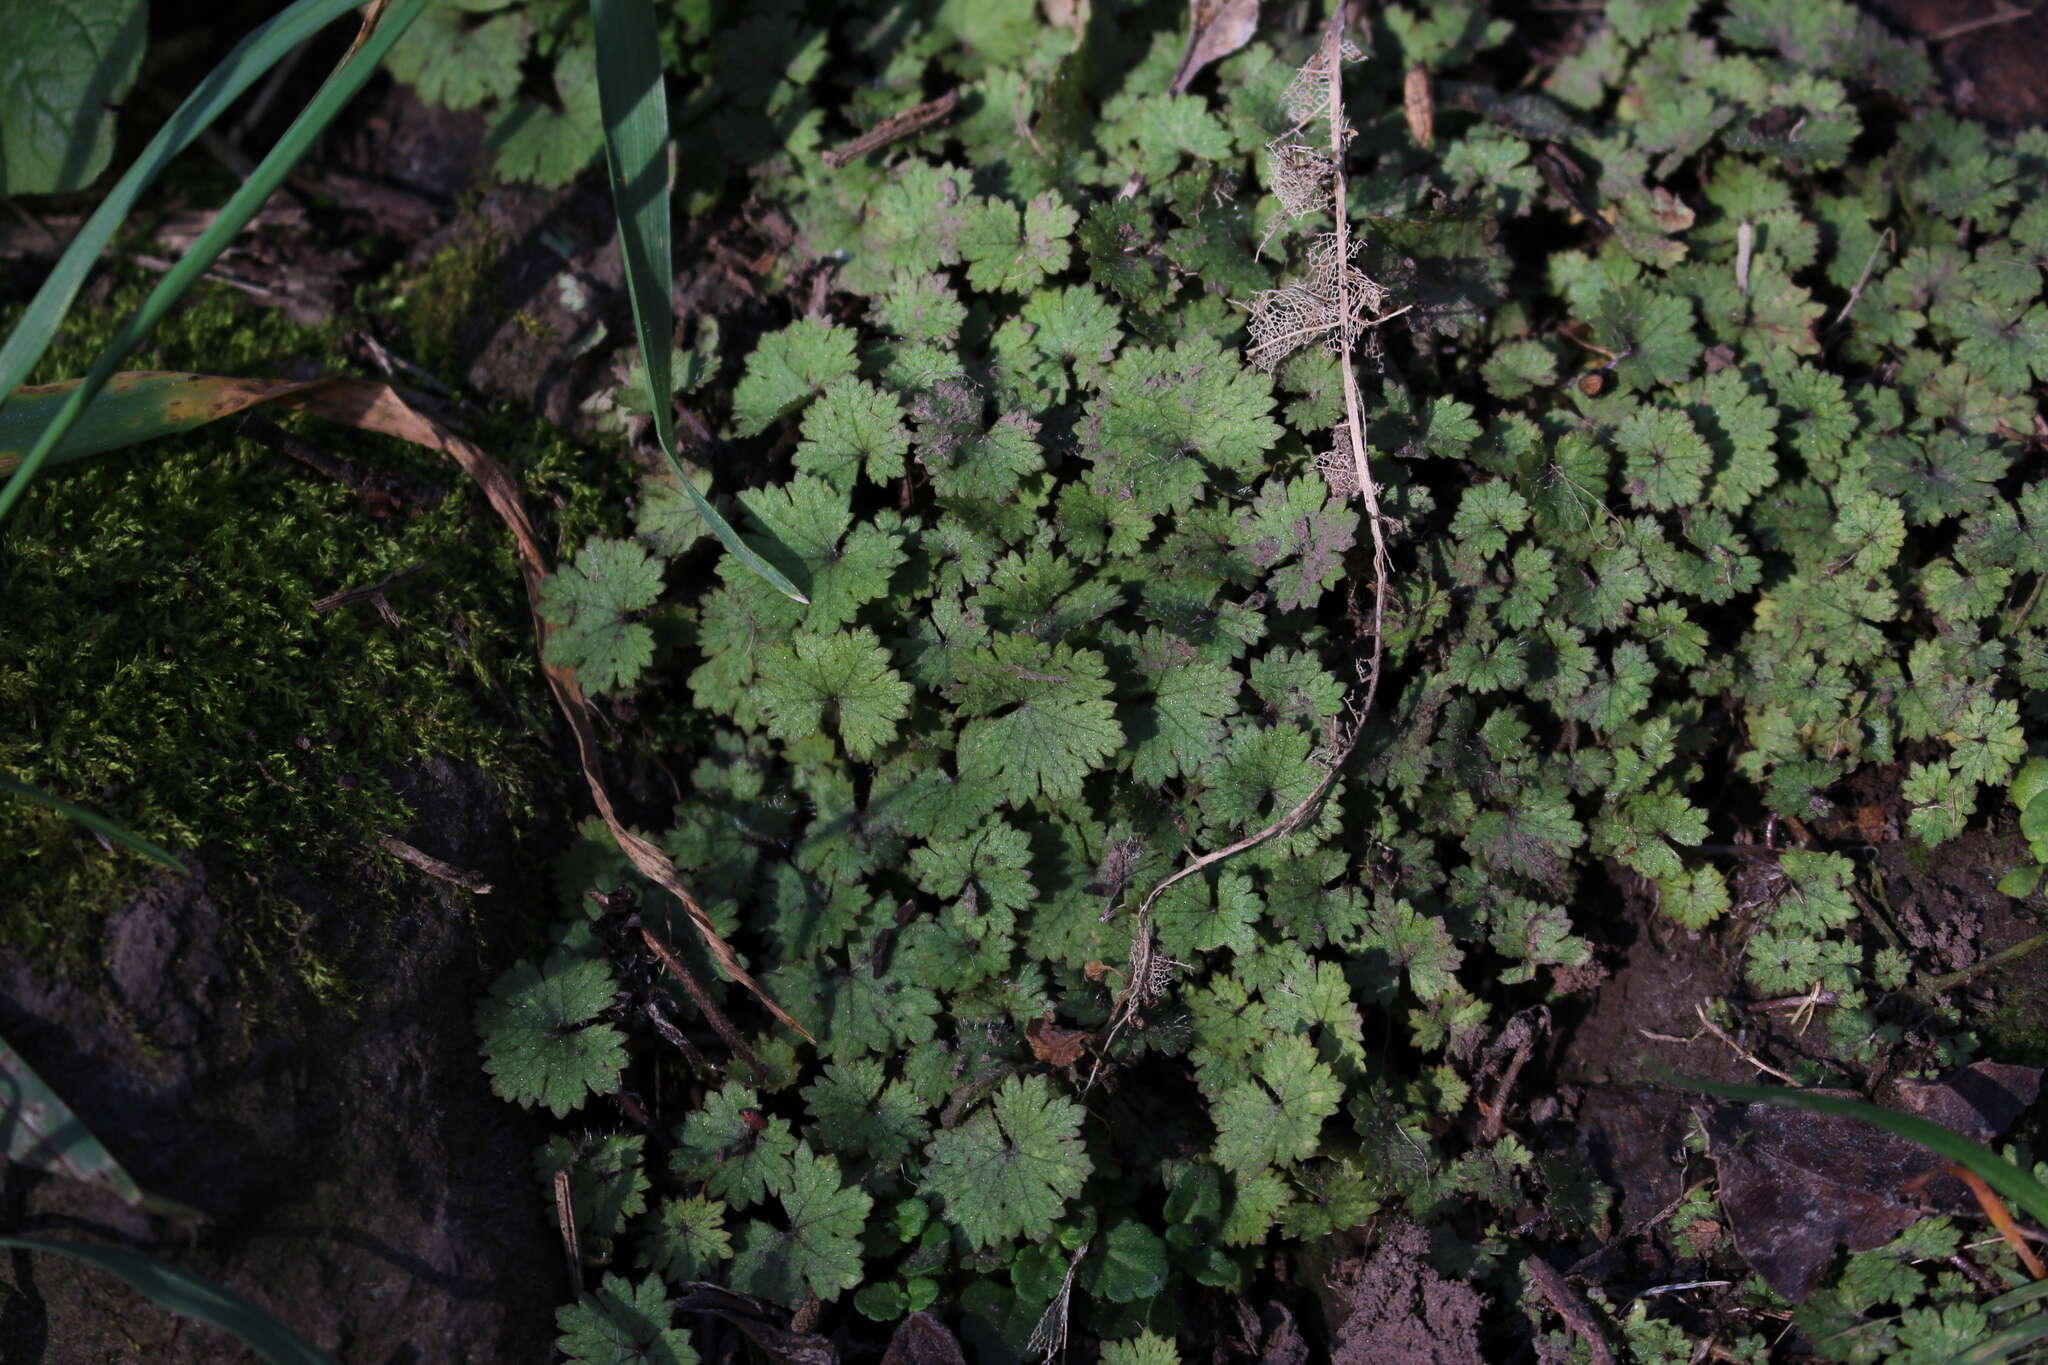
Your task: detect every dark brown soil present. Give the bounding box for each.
[1866,0,2048,127]
[0,761,558,1365]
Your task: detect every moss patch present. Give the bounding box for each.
[2,272,627,987]
[384,232,503,381]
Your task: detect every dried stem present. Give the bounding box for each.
[1320,14,1391,719]
[1090,13,1394,1086]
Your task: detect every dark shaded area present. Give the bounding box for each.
[0,761,558,1364]
[1864,0,2048,126]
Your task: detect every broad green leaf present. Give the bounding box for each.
[1211,1036,1343,1175]
[555,1273,697,1365]
[920,1075,1090,1248]
[474,954,629,1118]
[0,0,146,195]
[539,538,666,694]
[729,1146,872,1305]
[756,629,913,759]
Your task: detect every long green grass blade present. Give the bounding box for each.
[589,0,807,604]
[1957,1312,2048,1365]
[1989,1279,2048,1317]
[0,1027,147,1204]
[0,1237,335,1365]
[0,0,372,417]
[0,0,431,528]
[0,772,185,872]
[1674,1073,2048,1231]
[0,373,266,473]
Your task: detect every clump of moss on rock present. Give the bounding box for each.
[1,274,618,985]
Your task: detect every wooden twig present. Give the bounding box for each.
[316,564,426,627]
[1929,1,2033,42]
[552,1169,581,1292]
[645,996,718,1077]
[1828,228,1894,333]
[1691,1002,1799,1084]
[820,90,960,169]
[1480,1009,1548,1144]
[1087,15,1399,1092]
[640,926,769,1084]
[379,834,491,893]
[1525,1257,1618,1365]
[1920,931,2048,997]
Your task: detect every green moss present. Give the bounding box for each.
[384,232,503,380]
[1,273,627,990]
[1979,946,2048,1067]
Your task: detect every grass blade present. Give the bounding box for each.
[1,1027,145,1205]
[0,373,303,474]
[0,0,431,528]
[588,0,808,603]
[1989,1279,2048,1316]
[1957,1313,2048,1365]
[0,1237,334,1365]
[0,0,372,418]
[0,772,185,873]
[1673,1073,2048,1231]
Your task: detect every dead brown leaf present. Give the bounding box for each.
[881,1312,967,1365]
[1025,1015,1092,1068]
[1700,1061,2043,1301]
[1169,0,1262,94]
[1403,66,1433,149]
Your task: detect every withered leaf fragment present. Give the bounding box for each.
[1169,0,1262,94]
[1700,1062,2042,1301]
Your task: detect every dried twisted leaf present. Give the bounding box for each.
[1169,0,1262,94]
[1246,233,1388,370]
[1265,136,1334,218]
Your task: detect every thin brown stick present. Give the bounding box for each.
[1928,1,2033,42]
[641,927,769,1084]
[1828,228,1894,332]
[379,834,492,894]
[820,90,961,169]
[552,1169,581,1292]
[1692,1002,1799,1085]
[1480,1020,1541,1145]
[645,997,717,1077]
[1324,13,1391,728]
[1920,931,2048,997]
[1525,1257,1618,1365]
[1088,14,1394,1088]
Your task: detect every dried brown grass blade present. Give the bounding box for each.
[285,379,813,1042]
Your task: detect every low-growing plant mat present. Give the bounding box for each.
[4,0,2048,1361]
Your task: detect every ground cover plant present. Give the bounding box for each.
[4,0,2048,1360]
[453,0,2048,1357]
